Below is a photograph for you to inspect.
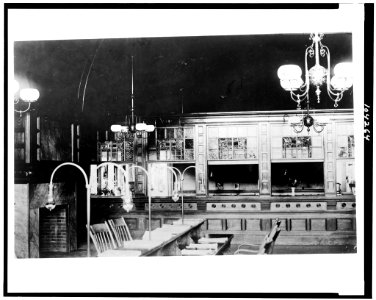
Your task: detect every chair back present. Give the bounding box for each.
[107,217,133,248]
[88,223,117,254]
[258,219,281,254]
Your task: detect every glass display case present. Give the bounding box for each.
[148,126,195,161]
[336,122,355,194]
[97,132,135,162]
[271,124,323,160]
[282,136,312,159]
[207,125,258,161]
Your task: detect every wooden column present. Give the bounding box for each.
[258,123,271,195]
[195,124,207,195]
[71,123,79,162]
[134,132,146,194]
[324,122,336,196]
[24,112,31,163]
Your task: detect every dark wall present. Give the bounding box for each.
[14,33,353,133]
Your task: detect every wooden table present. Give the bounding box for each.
[208,234,234,255]
[182,234,234,256]
[118,219,206,256]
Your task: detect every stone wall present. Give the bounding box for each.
[14,182,77,258]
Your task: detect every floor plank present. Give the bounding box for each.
[40,243,356,258]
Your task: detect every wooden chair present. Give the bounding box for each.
[88,223,140,257]
[89,223,117,254]
[234,219,282,255]
[107,217,133,248]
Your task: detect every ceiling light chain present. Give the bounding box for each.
[111,56,155,136]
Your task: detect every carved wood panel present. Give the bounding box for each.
[196,125,206,195]
[259,123,271,195]
[324,122,336,195]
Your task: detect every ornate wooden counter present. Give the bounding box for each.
[91,195,357,247]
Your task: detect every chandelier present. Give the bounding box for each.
[111,56,155,135]
[277,33,353,109]
[288,101,328,134]
[13,79,40,116]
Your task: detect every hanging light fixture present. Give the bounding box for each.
[122,170,134,213]
[288,99,329,133]
[277,33,353,109]
[289,113,327,134]
[111,56,155,135]
[13,79,40,116]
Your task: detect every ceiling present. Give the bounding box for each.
[14,33,353,129]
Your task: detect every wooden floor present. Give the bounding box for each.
[40,243,356,258]
[221,243,356,255]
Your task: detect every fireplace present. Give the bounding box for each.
[39,205,69,253]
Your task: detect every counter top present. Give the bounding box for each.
[115,219,205,256]
[91,194,356,201]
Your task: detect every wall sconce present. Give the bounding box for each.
[46,162,91,257]
[45,183,56,211]
[95,162,135,212]
[127,165,153,239]
[164,166,179,202]
[166,165,200,225]
[14,79,40,116]
[122,192,134,213]
[122,168,134,213]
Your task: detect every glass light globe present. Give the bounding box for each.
[277,65,302,80]
[45,201,56,211]
[280,78,304,91]
[135,122,147,131]
[303,115,314,127]
[121,194,134,212]
[145,125,155,132]
[122,202,134,213]
[20,88,40,102]
[172,193,179,202]
[111,124,122,132]
[334,62,353,77]
[331,75,353,91]
[308,65,327,86]
[45,188,56,211]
